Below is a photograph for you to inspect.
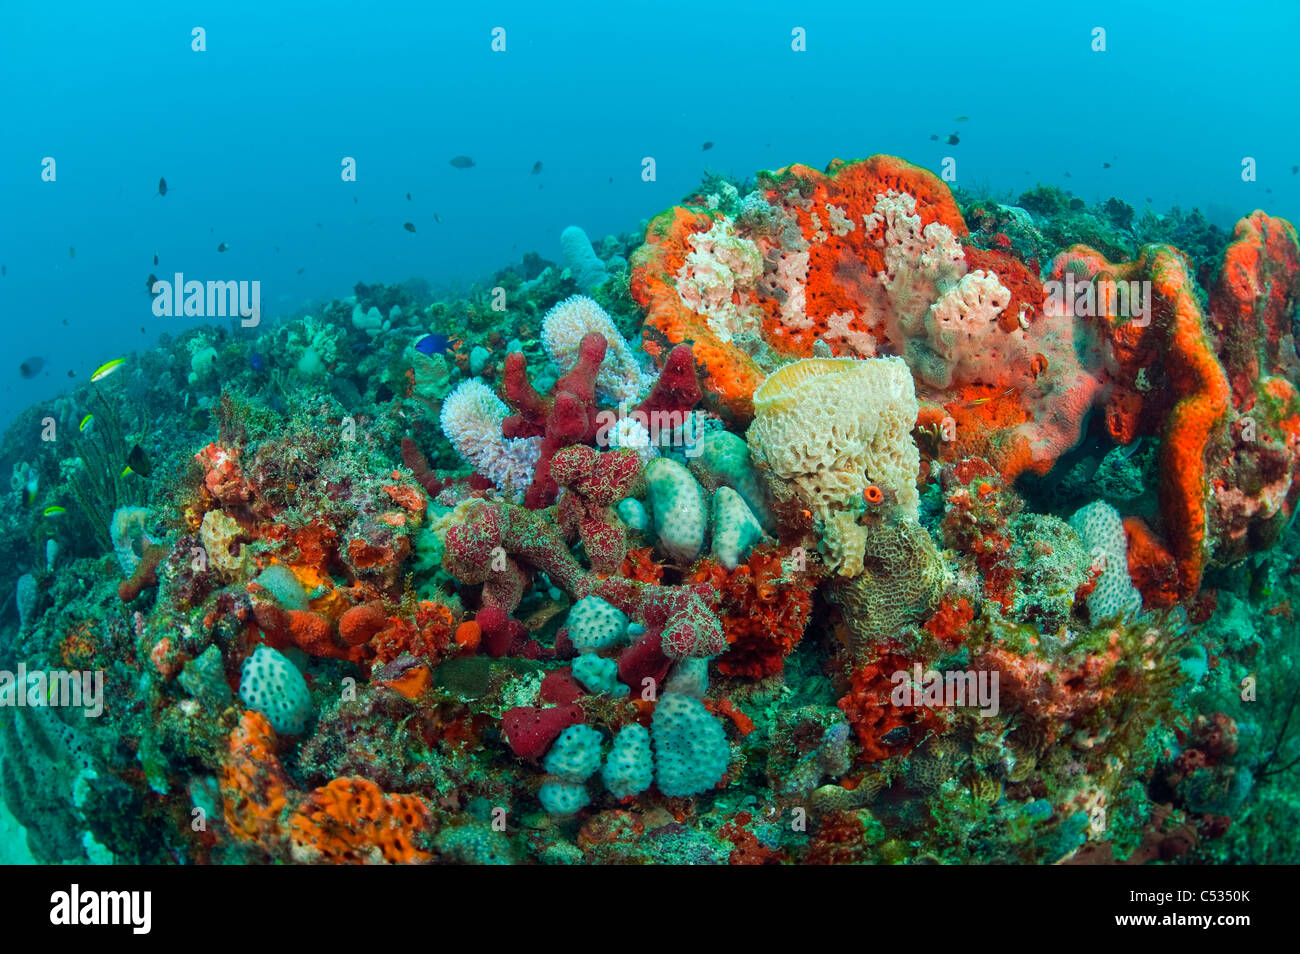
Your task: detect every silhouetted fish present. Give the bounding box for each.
[406,192,412,200]
[157,177,168,197]
[403,222,416,233]
[146,273,158,293]
[153,252,158,265]
[929,134,939,141]
[434,214,441,224]
[217,242,229,252]
[531,161,542,174]
[297,267,305,274]
[67,370,75,377]
[353,196,358,204]
[701,142,713,151]
[1293,166,1298,175]
[1,265,5,277]
[125,443,153,477]
[19,357,45,378]
[954,116,970,122]
[1102,162,1111,169]
[69,247,75,258]
[945,134,960,145]
[449,156,475,169]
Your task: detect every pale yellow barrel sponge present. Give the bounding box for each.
[745,356,920,576]
[826,516,949,654]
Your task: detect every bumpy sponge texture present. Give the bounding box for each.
[1069,501,1142,623]
[602,724,654,799]
[566,595,631,652]
[543,724,604,782]
[239,645,313,734]
[651,692,730,797]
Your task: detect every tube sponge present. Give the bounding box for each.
[560,226,608,291]
[541,295,647,404]
[439,378,541,500]
[238,645,313,734]
[651,692,729,797]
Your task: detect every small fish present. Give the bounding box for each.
[406,192,412,200]
[19,357,44,378]
[1293,166,1299,175]
[66,370,74,378]
[42,505,66,517]
[701,141,714,151]
[217,242,229,252]
[403,222,416,233]
[69,247,75,258]
[1064,171,1072,178]
[1102,162,1111,169]
[61,318,68,325]
[120,465,134,477]
[157,177,168,197]
[250,352,266,372]
[449,155,475,169]
[126,443,153,477]
[945,134,960,145]
[968,397,989,406]
[1,265,6,277]
[146,273,158,293]
[434,214,441,224]
[79,413,93,432]
[415,333,450,356]
[929,134,939,141]
[531,161,542,174]
[153,252,159,265]
[353,196,358,203]
[608,177,613,184]
[296,267,305,275]
[140,327,146,334]
[90,358,125,382]
[954,115,970,122]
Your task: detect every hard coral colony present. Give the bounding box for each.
[3,154,1300,867]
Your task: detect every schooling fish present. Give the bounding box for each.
[146,273,158,293]
[945,133,960,145]
[449,156,475,169]
[1102,162,1111,169]
[701,142,714,151]
[954,115,970,122]
[217,242,229,252]
[929,134,939,141]
[19,357,45,378]
[157,177,168,197]
[406,192,412,200]
[403,222,417,233]
[125,443,153,477]
[153,252,159,265]
[531,161,542,174]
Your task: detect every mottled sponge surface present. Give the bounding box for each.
[541,295,646,405]
[543,724,604,781]
[439,378,541,500]
[572,654,628,696]
[239,645,313,735]
[566,595,631,652]
[710,486,766,570]
[643,457,708,564]
[747,355,920,576]
[1070,500,1142,623]
[827,516,948,656]
[602,724,653,799]
[539,779,590,816]
[651,692,729,797]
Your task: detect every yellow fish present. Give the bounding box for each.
[91,358,125,382]
[43,505,66,516]
[79,413,93,432]
[120,465,134,477]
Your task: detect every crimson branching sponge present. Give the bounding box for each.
[651,692,729,797]
[602,724,653,798]
[239,645,313,734]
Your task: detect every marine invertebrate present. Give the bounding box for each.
[439,378,541,500]
[746,355,920,577]
[652,692,730,797]
[239,645,314,734]
[542,295,646,404]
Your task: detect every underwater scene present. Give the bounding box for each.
[2,2,1299,870]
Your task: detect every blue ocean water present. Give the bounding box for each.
[2,0,1297,429]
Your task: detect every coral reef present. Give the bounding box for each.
[1,154,1296,868]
